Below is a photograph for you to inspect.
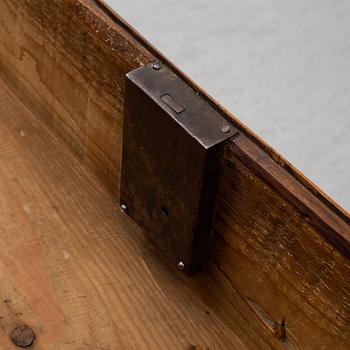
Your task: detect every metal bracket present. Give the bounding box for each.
[120,62,237,275]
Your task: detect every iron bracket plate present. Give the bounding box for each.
[120,63,237,275]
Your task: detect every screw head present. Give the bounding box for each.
[177,261,185,270]
[152,62,162,70]
[11,325,36,348]
[120,203,128,213]
[221,125,231,133]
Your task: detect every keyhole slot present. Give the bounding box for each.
[161,206,169,217]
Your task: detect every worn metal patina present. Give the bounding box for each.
[120,63,236,275]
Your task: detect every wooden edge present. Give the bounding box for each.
[92,0,350,256]
[92,0,350,226]
[1,0,349,259]
[229,134,350,258]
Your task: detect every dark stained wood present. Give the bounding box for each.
[0,0,349,349]
[230,134,350,258]
[211,140,350,349]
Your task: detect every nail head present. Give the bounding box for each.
[221,125,231,133]
[177,261,185,270]
[121,203,128,213]
[152,62,162,70]
[11,325,36,348]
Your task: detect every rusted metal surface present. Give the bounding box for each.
[120,63,237,275]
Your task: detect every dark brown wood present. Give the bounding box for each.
[211,142,350,349]
[230,134,350,258]
[0,0,349,348]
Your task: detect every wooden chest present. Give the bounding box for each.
[0,1,349,349]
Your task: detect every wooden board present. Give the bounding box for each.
[213,140,350,348]
[0,0,349,349]
[0,78,262,349]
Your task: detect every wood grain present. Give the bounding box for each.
[0,0,154,195]
[0,0,349,349]
[230,135,350,258]
[211,138,350,349]
[0,78,262,349]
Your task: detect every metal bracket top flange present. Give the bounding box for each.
[120,62,237,275]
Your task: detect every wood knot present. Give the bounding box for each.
[11,325,36,348]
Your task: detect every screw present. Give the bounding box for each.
[152,62,162,70]
[177,261,185,270]
[221,125,231,133]
[120,203,128,213]
[11,325,36,348]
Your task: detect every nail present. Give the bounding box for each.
[152,62,162,70]
[11,325,36,348]
[177,261,185,270]
[221,125,231,133]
